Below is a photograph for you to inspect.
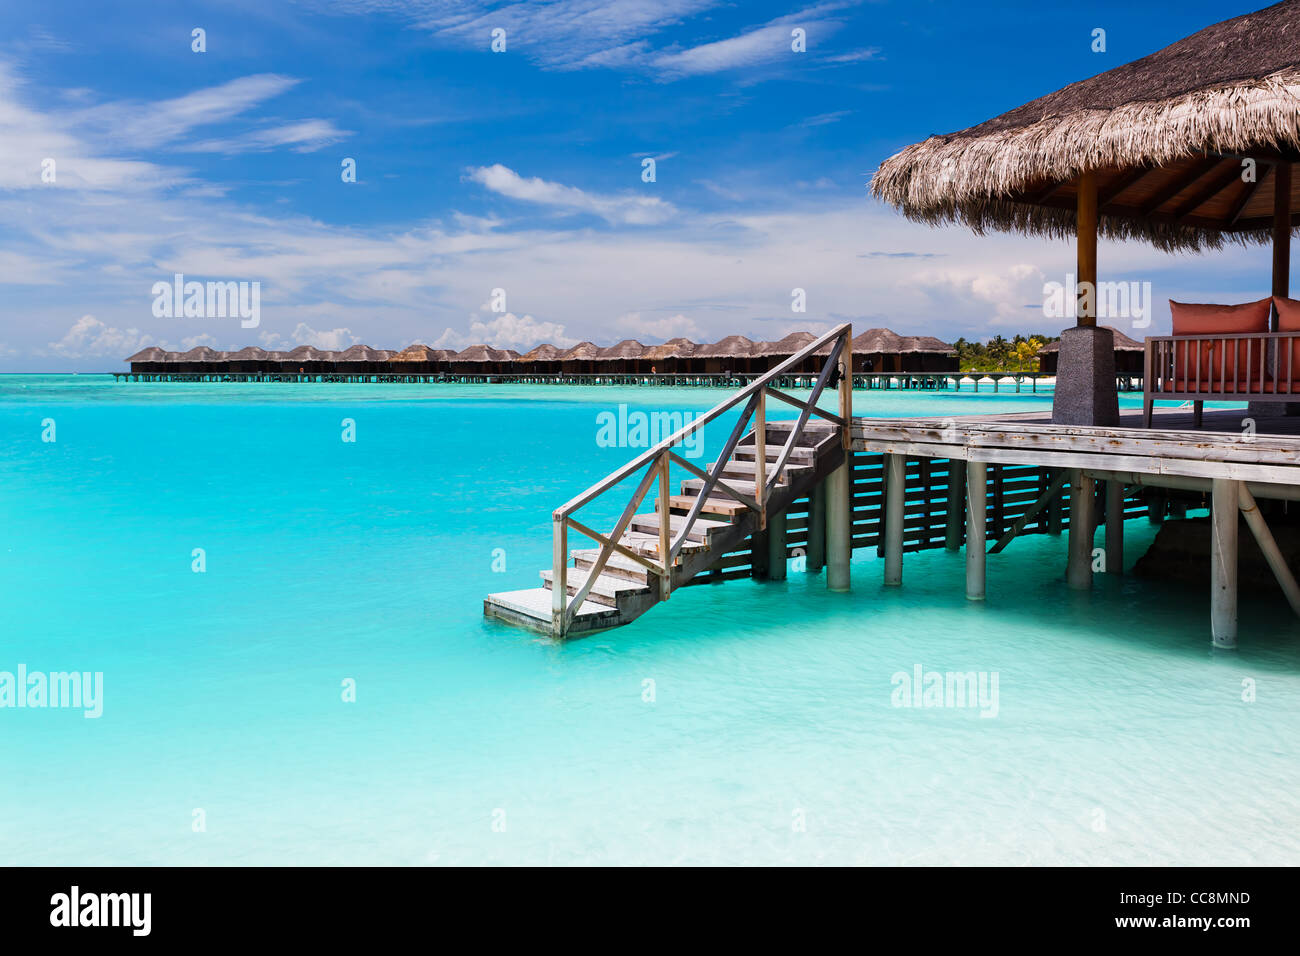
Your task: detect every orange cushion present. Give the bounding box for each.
[1274,296,1300,387]
[1169,298,1271,387]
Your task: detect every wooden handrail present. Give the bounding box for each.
[552,324,850,519]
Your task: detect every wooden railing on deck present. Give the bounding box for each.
[1144,331,1300,426]
[551,324,853,635]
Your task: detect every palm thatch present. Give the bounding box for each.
[642,337,698,361]
[694,335,757,358]
[753,331,817,357]
[594,339,647,361]
[228,346,268,362]
[390,344,437,362]
[559,341,600,361]
[852,328,908,354]
[454,344,515,363]
[900,334,956,353]
[286,345,326,362]
[180,346,224,362]
[871,0,1300,251]
[125,347,167,363]
[520,343,563,362]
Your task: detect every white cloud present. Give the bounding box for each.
[614,312,702,340]
[45,315,154,358]
[466,164,676,225]
[260,324,360,350]
[435,312,577,351]
[182,119,353,155]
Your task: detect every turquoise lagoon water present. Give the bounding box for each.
[1,375,1297,866]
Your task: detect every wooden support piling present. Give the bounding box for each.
[767,510,788,582]
[1047,469,1064,535]
[1211,478,1240,648]
[1104,479,1124,575]
[884,454,905,586]
[1067,471,1095,590]
[826,454,851,592]
[966,461,987,600]
[945,460,966,551]
[807,480,827,572]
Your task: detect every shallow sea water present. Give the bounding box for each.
[1,375,1296,865]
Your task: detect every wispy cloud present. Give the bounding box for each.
[182,119,353,154]
[465,164,676,225]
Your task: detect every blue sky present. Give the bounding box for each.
[0,0,1282,370]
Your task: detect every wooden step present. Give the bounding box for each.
[734,444,816,463]
[711,458,811,482]
[680,477,763,497]
[484,587,622,635]
[540,566,649,607]
[571,548,654,584]
[615,529,709,557]
[666,494,749,517]
[629,511,730,543]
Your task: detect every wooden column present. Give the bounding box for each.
[1273,162,1292,332]
[945,460,966,551]
[807,480,827,573]
[826,454,852,592]
[1066,470,1095,590]
[884,454,905,586]
[965,461,987,601]
[1211,478,1239,649]
[1047,469,1064,535]
[1104,479,1124,575]
[1077,169,1098,328]
[767,510,788,582]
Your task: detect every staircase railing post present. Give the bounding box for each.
[839,327,853,451]
[755,391,767,529]
[657,450,672,601]
[552,513,567,636]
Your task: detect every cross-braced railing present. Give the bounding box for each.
[551,324,852,635]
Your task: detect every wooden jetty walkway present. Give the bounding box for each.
[484,325,1300,647]
[109,369,1134,393]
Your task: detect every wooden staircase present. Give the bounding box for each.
[484,325,853,638]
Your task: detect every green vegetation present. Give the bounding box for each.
[951,334,1060,372]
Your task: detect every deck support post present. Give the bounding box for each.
[965,461,987,600]
[1104,478,1124,575]
[944,460,966,551]
[884,454,905,586]
[807,479,827,573]
[1211,478,1240,649]
[767,510,788,582]
[826,453,852,592]
[1067,470,1095,590]
[552,517,568,636]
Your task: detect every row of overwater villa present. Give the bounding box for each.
[118,328,958,382]
[485,0,1300,650]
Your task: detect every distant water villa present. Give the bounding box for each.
[120,328,964,384]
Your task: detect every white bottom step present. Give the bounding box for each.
[483,588,624,635]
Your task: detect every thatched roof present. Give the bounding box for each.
[520,343,562,362]
[391,344,436,362]
[336,344,382,362]
[227,346,268,361]
[753,331,817,357]
[595,339,646,360]
[560,341,600,361]
[871,0,1300,251]
[901,334,955,353]
[642,338,698,360]
[453,344,513,362]
[695,335,757,358]
[179,346,224,362]
[285,345,326,362]
[1038,326,1143,353]
[853,328,907,353]
[125,347,167,363]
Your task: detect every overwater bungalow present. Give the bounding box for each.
[642,337,698,374]
[559,341,600,376]
[691,335,757,375]
[519,343,563,375]
[486,0,1300,650]
[594,339,648,375]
